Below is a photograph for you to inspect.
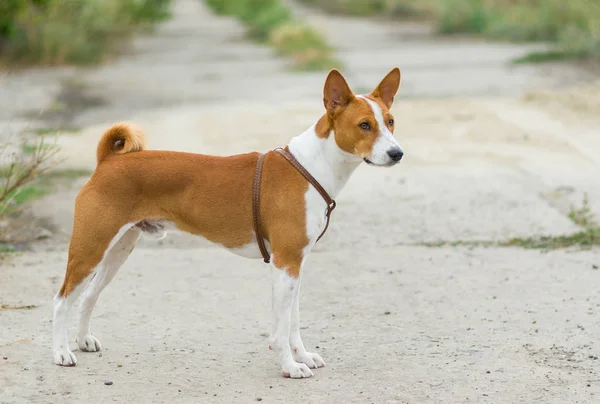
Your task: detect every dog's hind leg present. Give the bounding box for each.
[52,275,92,366]
[76,225,141,353]
[53,215,131,367]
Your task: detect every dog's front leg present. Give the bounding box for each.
[289,271,325,369]
[269,260,314,378]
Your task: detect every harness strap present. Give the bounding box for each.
[252,148,337,264]
[252,152,270,263]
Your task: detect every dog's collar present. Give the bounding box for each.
[252,147,337,264]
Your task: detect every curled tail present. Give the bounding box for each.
[96,122,146,165]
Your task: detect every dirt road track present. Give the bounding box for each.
[1,1,600,403]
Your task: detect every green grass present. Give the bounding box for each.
[32,128,57,136]
[420,194,600,250]
[0,0,173,66]
[0,181,48,215]
[501,228,600,249]
[31,127,80,136]
[0,303,38,310]
[21,144,36,154]
[436,0,600,62]
[298,0,436,18]
[44,168,94,180]
[2,134,90,219]
[567,193,595,227]
[1,137,59,214]
[0,165,91,251]
[204,0,341,71]
[0,166,91,193]
[21,142,54,154]
[6,184,47,206]
[270,21,341,71]
[301,0,600,63]
[513,50,583,64]
[205,0,293,40]
[2,168,93,209]
[420,228,600,250]
[1,136,62,251]
[0,244,16,262]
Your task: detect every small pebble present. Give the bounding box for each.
[104,381,113,386]
[2,357,7,360]
[256,398,263,402]
[384,311,391,315]
[117,364,123,368]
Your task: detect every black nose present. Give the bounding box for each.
[387,148,403,162]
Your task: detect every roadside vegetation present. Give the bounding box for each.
[299,0,600,63]
[0,1,172,259]
[298,0,436,18]
[0,137,59,216]
[0,0,172,66]
[204,0,341,71]
[504,194,599,249]
[0,135,59,259]
[422,194,600,250]
[0,130,94,261]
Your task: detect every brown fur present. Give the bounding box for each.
[260,148,310,277]
[58,67,401,296]
[370,67,401,109]
[59,144,312,295]
[96,123,146,165]
[318,68,399,159]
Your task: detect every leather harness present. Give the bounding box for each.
[252,147,336,263]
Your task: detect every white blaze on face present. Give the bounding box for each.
[357,95,401,165]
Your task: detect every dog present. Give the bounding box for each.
[52,67,403,378]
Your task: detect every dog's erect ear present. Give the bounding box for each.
[371,67,401,109]
[323,69,354,114]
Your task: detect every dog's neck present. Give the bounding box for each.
[287,122,362,199]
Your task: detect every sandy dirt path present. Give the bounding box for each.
[1,1,600,403]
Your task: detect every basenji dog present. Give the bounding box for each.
[52,67,404,378]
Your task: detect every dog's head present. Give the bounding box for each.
[319,67,403,167]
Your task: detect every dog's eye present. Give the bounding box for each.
[359,122,370,130]
[388,118,394,126]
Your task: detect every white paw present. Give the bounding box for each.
[282,362,314,378]
[293,350,326,369]
[77,334,102,352]
[54,346,77,366]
